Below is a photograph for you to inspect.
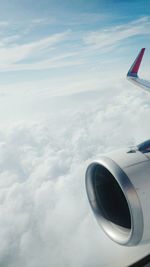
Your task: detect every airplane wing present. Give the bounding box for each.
[127,48,150,92]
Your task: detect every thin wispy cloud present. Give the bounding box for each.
[0,31,70,66]
[0,17,149,72]
[31,17,57,26]
[83,17,150,51]
[1,55,83,72]
[0,20,10,28]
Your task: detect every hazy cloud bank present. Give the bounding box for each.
[0,82,150,266]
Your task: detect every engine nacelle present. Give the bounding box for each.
[85,140,150,246]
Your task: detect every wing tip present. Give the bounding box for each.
[127,48,145,78]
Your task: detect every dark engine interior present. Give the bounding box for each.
[93,164,131,229]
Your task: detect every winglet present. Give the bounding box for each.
[127,48,145,78]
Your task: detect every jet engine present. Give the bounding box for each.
[85,140,150,246]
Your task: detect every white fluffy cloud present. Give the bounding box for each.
[0,79,150,267]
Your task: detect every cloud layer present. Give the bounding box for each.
[0,79,150,266]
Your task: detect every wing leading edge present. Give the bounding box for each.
[127,48,150,92]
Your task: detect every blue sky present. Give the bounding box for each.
[0,0,149,90]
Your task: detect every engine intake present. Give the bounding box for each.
[85,141,150,246]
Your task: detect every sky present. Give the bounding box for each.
[0,0,150,88]
[0,0,150,266]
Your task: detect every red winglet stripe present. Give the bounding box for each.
[130,48,145,74]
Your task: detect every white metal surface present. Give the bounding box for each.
[127,48,150,92]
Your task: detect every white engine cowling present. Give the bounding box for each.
[85,140,150,246]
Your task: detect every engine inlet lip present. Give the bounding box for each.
[85,157,144,246]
